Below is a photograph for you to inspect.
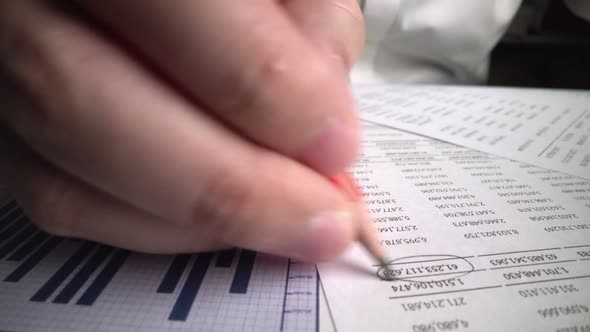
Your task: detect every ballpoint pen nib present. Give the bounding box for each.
[377,257,395,281]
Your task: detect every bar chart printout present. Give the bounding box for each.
[0,200,319,332]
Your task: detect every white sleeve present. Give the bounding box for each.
[351,0,522,84]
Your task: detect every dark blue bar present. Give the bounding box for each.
[230,250,256,294]
[215,249,236,268]
[0,224,36,259]
[77,249,130,306]
[168,253,213,321]
[31,242,97,302]
[0,207,22,226]
[8,232,50,261]
[0,211,25,235]
[0,216,26,245]
[53,246,112,304]
[157,254,191,293]
[4,237,62,282]
[0,201,17,218]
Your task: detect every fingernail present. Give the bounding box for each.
[297,118,359,175]
[288,210,354,261]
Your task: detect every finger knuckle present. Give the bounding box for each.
[221,46,293,119]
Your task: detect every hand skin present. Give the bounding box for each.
[0,0,366,261]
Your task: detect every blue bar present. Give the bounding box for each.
[157,254,190,293]
[0,200,17,218]
[168,253,213,321]
[215,249,236,268]
[4,237,62,282]
[0,211,25,235]
[230,250,256,294]
[77,249,130,306]
[31,242,97,302]
[8,231,50,261]
[53,246,112,304]
[0,207,22,226]
[0,216,26,245]
[0,224,36,259]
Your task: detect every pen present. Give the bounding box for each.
[329,172,390,270]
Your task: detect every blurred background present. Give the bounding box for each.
[489,0,590,89]
[354,0,590,89]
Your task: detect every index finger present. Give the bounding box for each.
[76,0,360,175]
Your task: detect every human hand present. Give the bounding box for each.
[0,0,365,261]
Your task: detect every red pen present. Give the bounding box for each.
[329,172,389,268]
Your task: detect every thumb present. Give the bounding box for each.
[283,0,366,70]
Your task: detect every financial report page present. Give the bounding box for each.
[319,122,590,332]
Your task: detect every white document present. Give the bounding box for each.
[319,123,590,331]
[356,85,590,180]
